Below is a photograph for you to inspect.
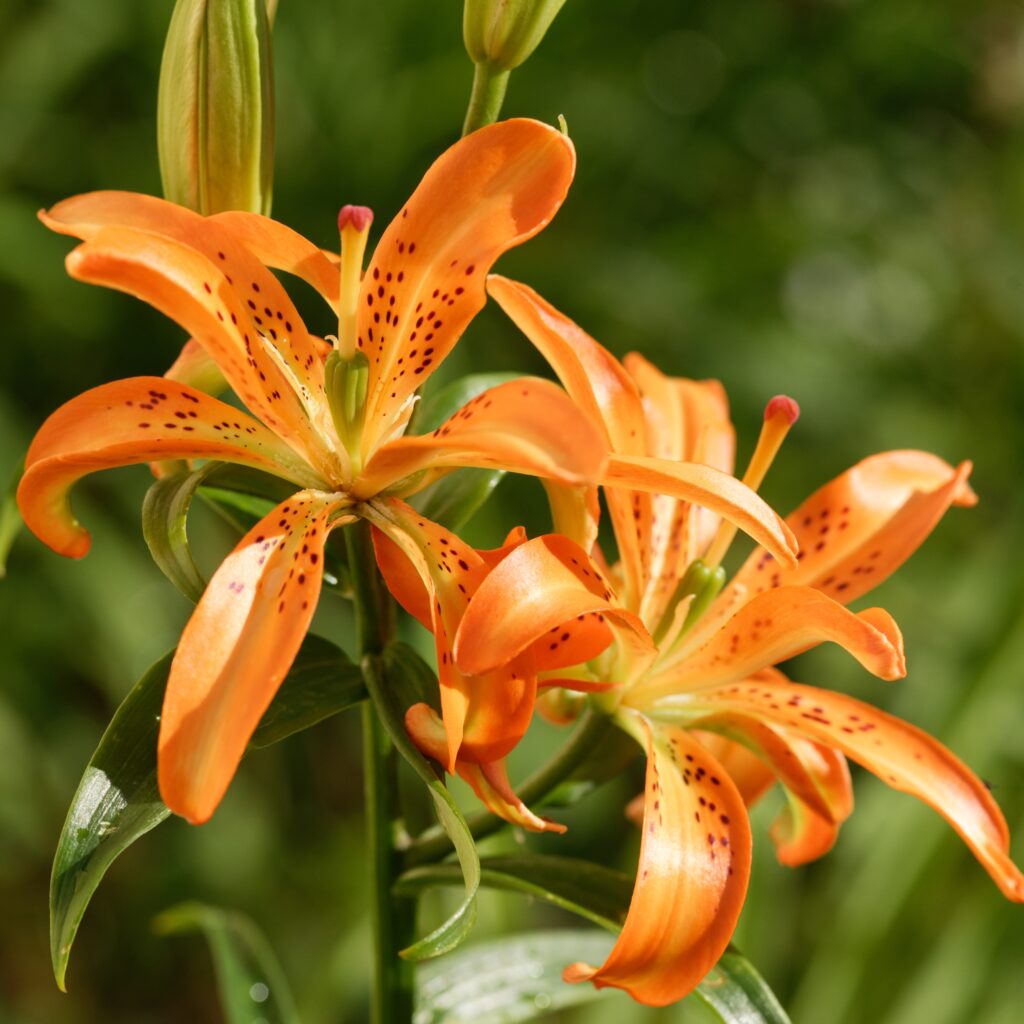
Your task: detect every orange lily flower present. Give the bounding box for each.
[18,119,615,825]
[446,277,1024,1007]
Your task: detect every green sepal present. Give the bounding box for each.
[363,643,481,961]
[153,901,299,1024]
[396,854,632,933]
[50,634,364,990]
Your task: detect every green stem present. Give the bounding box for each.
[462,62,510,136]
[402,708,612,868]
[346,521,414,1023]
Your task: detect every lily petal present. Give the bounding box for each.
[358,120,575,450]
[603,453,798,571]
[60,225,333,474]
[208,210,340,308]
[684,679,1024,901]
[356,377,606,499]
[564,714,751,1006]
[406,703,564,833]
[454,534,653,678]
[17,377,321,558]
[41,192,328,408]
[487,274,651,605]
[369,499,535,769]
[635,586,905,702]
[723,451,976,612]
[158,491,352,824]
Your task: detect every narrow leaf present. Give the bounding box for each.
[142,462,219,602]
[153,901,299,1024]
[50,634,364,989]
[364,643,481,961]
[415,929,614,1023]
[693,948,792,1024]
[396,854,632,932]
[0,457,24,577]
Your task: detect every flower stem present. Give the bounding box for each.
[346,521,414,1023]
[462,62,510,136]
[402,708,612,868]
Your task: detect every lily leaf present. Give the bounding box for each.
[364,643,481,961]
[408,373,518,531]
[395,854,631,933]
[50,634,364,990]
[153,901,299,1024]
[0,457,24,578]
[142,462,220,602]
[694,948,792,1024]
[415,929,613,1023]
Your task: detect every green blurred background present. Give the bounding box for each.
[2,0,1023,1021]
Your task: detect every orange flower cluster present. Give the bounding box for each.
[19,119,1022,1007]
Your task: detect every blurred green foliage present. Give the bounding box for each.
[1,0,1023,1021]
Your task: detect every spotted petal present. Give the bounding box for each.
[356,378,606,499]
[357,120,575,452]
[634,586,905,703]
[487,275,651,605]
[17,377,321,558]
[454,534,654,678]
[41,193,328,415]
[158,491,352,824]
[58,225,334,476]
[681,679,1024,901]
[563,714,751,1006]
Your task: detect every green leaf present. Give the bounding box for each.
[415,929,614,1023]
[407,372,519,531]
[693,948,792,1024]
[141,462,220,602]
[50,634,364,990]
[396,854,632,932]
[0,457,24,578]
[153,902,299,1024]
[364,643,481,961]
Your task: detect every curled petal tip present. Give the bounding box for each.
[337,204,373,232]
[765,394,800,425]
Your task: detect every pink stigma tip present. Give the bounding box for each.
[338,204,373,232]
[765,395,800,425]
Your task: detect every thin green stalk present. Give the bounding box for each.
[346,521,414,1023]
[403,708,611,868]
[462,62,510,136]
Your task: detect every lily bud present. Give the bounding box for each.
[157,0,275,215]
[463,0,569,72]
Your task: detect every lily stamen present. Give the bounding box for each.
[704,394,800,570]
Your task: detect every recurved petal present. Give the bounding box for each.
[61,225,331,473]
[603,453,798,571]
[356,378,606,499]
[564,715,751,1006]
[454,534,653,677]
[41,193,327,405]
[685,679,1024,901]
[208,210,340,308]
[18,377,320,558]
[358,120,575,450]
[727,451,976,608]
[158,491,352,824]
[635,586,905,703]
[406,704,565,833]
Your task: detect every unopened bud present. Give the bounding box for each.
[463,0,569,72]
[157,0,275,215]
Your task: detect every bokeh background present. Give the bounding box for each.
[2,0,1023,1021]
